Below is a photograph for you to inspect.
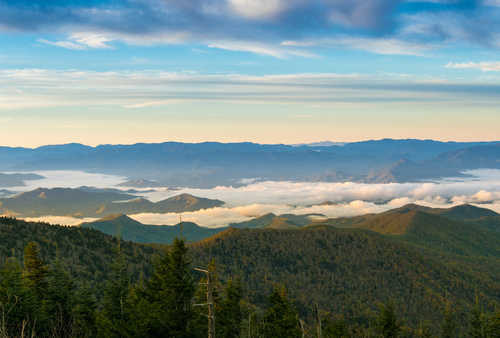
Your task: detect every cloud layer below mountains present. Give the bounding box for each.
[17,169,500,227]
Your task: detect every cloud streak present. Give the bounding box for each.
[1,68,500,111]
[445,61,500,71]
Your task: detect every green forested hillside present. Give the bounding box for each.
[79,214,227,244]
[3,207,500,333]
[189,227,500,327]
[0,216,164,295]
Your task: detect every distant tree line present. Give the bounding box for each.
[2,235,500,338]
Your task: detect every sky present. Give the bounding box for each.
[1,0,500,147]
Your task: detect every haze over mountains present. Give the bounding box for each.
[0,188,223,218]
[1,139,499,188]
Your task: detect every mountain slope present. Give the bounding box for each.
[0,173,44,188]
[0,188,224,217]
[79,214,227,244]
[190,227,500,325]
[231,212,321,229]
[0,216,163,296]
[421,144,500,171]
[0,188,138,217]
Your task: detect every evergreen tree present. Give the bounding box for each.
[0,256,41,338]
[263,284,302,338]
[469,295,487,338]
[324,320,349,338]
[486,311,500,338]
[74,281,97,337]
[47,252,83,338]
[419,321,434,338]
[218,275,246,338]
[373,299,405,338]
[97,236,133,338]
[23,241,51,299]
[135,235,196,338]
[440,298,457,338]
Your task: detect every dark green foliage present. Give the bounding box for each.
[0,216,162,297]
[218,276,246,338]
[74,282,98,336]
[80,214,226,244]
[440,298,458,338]
[131,235,196,337]
[324,320,349,338]
[0,256,40,337]
[418,322,434,338]
[97,237,134,338]
[372,299,405,338]
[469,295,487,338]
[263,285,302,338]
[486,311,500,338]
[189,227,500,326]
[23,241,51,299]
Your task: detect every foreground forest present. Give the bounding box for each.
[2,204,500,337]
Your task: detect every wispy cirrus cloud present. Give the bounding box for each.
[37,33,113,50]
[445,61,500,71]
[1,68,500,111]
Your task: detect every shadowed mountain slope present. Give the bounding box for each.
[4,140,499,187]
[0,189,224,218]
[0,188,137,217]
[79,214,227,244]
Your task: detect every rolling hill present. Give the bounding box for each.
[0,189,224,217]
[0,172,45,187]
[78,214,227,244]
[231,212,323,229]
[3,206,500,326]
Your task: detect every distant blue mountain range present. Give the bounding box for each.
[0,139,499,188]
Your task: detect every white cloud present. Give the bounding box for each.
[208,42,319,59]
[10,169,500,228]
[24,216,98,226]
[38,33,113,50]
[228,0,284,19]
[37,39,88,50]
[340,38,432,56]
[0,68,498,111]
[445,61,500,71]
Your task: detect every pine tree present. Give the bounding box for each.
[0,256,40,338]
[47,252,82,338]
[263,284,302,338]
[373,299,405,338]
[218,275,246,338]
[135,235,196,338]
[486,311,500,338]
[440,297,457,338]
[23,241,51,301]
[74,281,97,337]
[419,321,434,338]
[97,236,133,338]
[469,295,487,338]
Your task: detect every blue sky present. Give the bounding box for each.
[0,0,499,147]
